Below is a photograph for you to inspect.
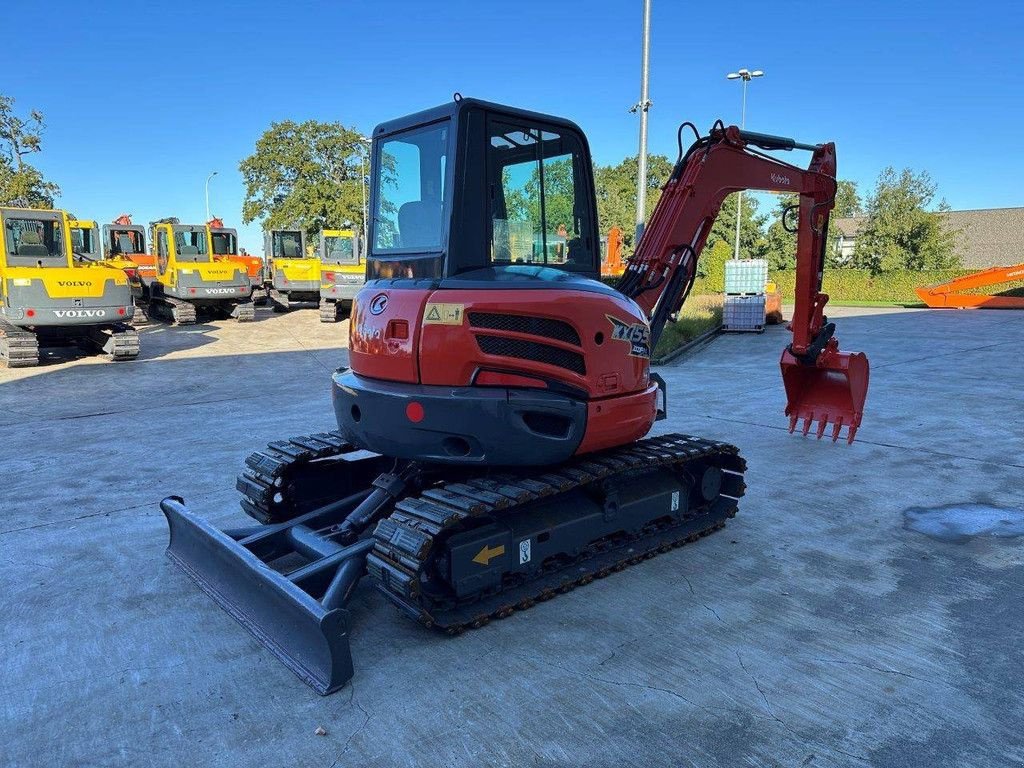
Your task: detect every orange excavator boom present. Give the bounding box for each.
[915,264,1024,309]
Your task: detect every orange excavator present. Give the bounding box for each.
[102,214,153,296]
[601,226,626,277]
[915,264,1024,309]
[163,97,870,694]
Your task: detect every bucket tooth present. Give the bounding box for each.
[802,416,813,436]
[831,417,844,443]
[788,415,798,434]
[816,418,828,440]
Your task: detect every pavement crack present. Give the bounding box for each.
[338,684,372,759]
[735,651,782,724]
[805,656,935,684]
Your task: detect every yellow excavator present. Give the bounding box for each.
[139,218,255,324]
[1,207,139,366]
[317,228,364,322]
[265,228,319,312]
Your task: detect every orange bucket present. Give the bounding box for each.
[780,344,869,444]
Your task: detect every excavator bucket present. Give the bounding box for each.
[162,496,369,695]
[780,347,869,444]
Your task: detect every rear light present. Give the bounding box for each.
[386,320,409,340]
[189,288,197,294]
[406,402,425,423]
[475,371,548,389]
[324,271,335,281]
[118,307,126,316]
[25,308,35,318]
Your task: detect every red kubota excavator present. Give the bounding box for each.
[162,97,870,695]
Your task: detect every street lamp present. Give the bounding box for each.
[205,171,218,222]
[725,68,763,259]
[631,0,653,245]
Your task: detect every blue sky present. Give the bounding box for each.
[3,0,1020,252]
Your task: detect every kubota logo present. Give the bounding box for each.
[369,294,388,315]
[54,309,107,318]
[771,172,791,186]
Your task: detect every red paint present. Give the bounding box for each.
[406,402,424,423]
[575,384,658,455]
[348,287,430,383]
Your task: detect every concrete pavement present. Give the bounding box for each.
[2,305,1022,767]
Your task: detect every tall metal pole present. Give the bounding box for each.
[360,137,371,251]
[205,171,218,222]
[733,80,746,260]
[633,0,652,245]
[725,68,763,259]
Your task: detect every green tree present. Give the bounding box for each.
[853,168,959,273]
[834,180,862,217]
[239,120,366,238]
[0,95,59,207]
[704,192,767,259]
[762,180,862,270]
[593,154,674,254]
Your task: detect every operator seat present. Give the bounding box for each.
[397,200,441,248]
[16,231,49,257]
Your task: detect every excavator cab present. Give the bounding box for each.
[265,228,320,311]
[366,97,600,282]
[318,228,364,322]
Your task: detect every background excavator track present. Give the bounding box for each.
[0,319,40,367]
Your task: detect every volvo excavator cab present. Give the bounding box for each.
[101,217,150,298]
[139,219,253,324]
[208,219,265,303]
[266,228,318,311]
[317,228,363,322]
[0,207,139,366]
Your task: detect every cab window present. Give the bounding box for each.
[211,231,237,255]
[174,228,209,262]
[4,217,67,267]
[488,120,594,271]
[272,231,304,258]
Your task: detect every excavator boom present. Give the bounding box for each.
[619,124,870,442]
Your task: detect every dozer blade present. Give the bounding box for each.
[780,347,869,444]
[162,497,357,695]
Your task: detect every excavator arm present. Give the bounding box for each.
[619,123,870,443]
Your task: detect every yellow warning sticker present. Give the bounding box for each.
[423,303,465,325]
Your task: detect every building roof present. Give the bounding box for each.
[833,207,1024,269]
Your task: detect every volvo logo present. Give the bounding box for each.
[54,309,107,318]
[369,293,388,315]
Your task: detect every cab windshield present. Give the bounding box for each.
[108,228,145,256]
[272,231,305,259]
[211,231,237,255]
[4,216,67,267]
[324,235,356,264]
[173,227,209,262]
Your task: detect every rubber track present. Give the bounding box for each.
[89,323,140,360]
[319,299,342,323]
[232,301,256,322]
[367,433,746,634]
[236,431,356,524]
[0,318,39,368]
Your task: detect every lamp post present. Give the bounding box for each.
[205,171,218,222]
[630,0,653,245]
[725,68,763,259]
